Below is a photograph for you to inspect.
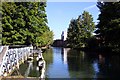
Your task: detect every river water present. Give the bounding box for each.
[10,47,120,79]
[43,47,120,79]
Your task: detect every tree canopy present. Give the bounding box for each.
[0,2,2,45]
[2,2,53,47]
[67,11,95,48]
[95,2,120,51]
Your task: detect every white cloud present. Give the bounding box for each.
[83,4,96,10]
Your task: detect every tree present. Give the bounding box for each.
[67,19,78,48]
[95,2,120,51]
[67,11,95,48]
[2,2,53,47]
[0,2,1,45]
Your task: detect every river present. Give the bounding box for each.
[10,47,120,79]
[43,47,120,79]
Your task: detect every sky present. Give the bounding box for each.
[46,2,100,40]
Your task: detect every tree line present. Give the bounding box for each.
[67,1,120,52]
[1,2,53,47]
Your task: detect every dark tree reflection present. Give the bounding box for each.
[67,49,120,78]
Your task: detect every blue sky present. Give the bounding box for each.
[46,2,100,40]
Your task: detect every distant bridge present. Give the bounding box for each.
[0,46,45,79]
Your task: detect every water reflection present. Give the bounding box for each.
[24,61,33,77]
[61,48,70,64]
[61,48,64,63]
[97,54,120,78]
[43,47,120,79]
[11,55,42,78]
[43,48,53,66]
[67,50,95,78]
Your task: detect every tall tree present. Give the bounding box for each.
[2,2,53,47]
[67,11,95,48]
[0,2,2,45]
[95,2,120,51]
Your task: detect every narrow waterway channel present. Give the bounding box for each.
[9,47,120,79]
[43,47,120,79]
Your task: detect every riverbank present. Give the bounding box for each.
[57,45,120,56]
[52,39,120,55]
[71,47,120,56]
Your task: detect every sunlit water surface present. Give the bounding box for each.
[11,47,120,79]
[43,47,120,79]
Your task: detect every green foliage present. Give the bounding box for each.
[67,11,95,48]
[0,3,2,45]
[95,2,120,51]
[86,36,98,48]
[2,2,53,47]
